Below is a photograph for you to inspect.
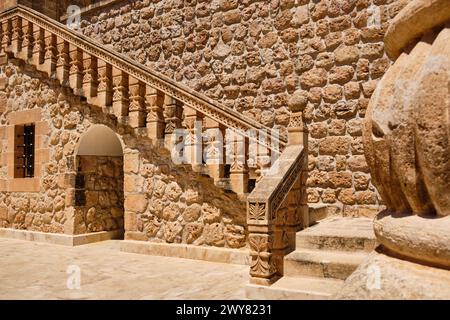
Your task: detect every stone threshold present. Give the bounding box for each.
[0,228,123,246]
[120,240,250,266]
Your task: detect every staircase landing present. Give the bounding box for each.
[246,216,377,300]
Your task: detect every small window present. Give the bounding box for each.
[14,124,35,178]
[75,161,86,206]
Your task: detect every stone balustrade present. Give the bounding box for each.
[0,5,309,284]
[0,5,295,197]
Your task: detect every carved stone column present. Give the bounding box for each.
[42,30,56,76]
[18,20,33,61]
[203,117,225,182]
[56,38,69,86]
[337,0,450,299]
[68,44,83,95]
[287,91,309,230]
[10,16,22,55]
[128,76,146,128]
[96,59,112,107]
[31,24,44,67]
[163,95,182,150]
[255,130,271,183]
[82,52,98,102]
[145,86,165,141]
[183,107,203,171]
[112,67,129,119]
[227,132,249,195]
[1,19,12,54]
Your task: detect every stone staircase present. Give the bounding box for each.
[0,4,287,197]
[246,217,377,299]
[0,5,310,284]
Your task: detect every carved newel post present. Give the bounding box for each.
[338,0,450,299]
[246,90,308,286]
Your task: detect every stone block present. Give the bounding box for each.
[123,152,139,174]
[124,194,148,213]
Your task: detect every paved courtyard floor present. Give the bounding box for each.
[0,238,249,299]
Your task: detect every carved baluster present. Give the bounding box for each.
[183,107,203,171]
[145,86,165,140]
[128,77,146,128]
[246,128,258,171]
[10,16,22,55]
[56,38,69,86]
[41,30,56,76]
[1,19,12,54]
[31,25,44,67]
[288,97,308,229]
[163,95,182,149]
[112,67,129,119]
[82,52,98,102]
[18,20,33,60]
[69,44,83,95]
[255,129,271,182]
[203,118,225,182]
[96,60,112,107]
[227,131,249,194]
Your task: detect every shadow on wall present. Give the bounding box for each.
[72,105,247,249]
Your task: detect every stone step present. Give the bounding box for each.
[284,248,368,280]
[246,276,344,300]
[296,217,377,252]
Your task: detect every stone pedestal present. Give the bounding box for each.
[337,0,450,300]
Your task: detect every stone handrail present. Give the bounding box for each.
[0,5,286,151]
[246,120,308,285]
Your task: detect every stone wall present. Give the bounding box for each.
[0,60,247,248]
[0,62,78,233]
[78,0,408,217]
[74,155,124,234]
[122,149,247,248]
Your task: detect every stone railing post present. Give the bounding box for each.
[111,67,129,120]
[128,76,146,128]
[246,93,308,286]
[287,93,309,229]
[42,30,56,76]
[18,19,33,60]
[96,59,112,107]
[183,106,203,171]
[10,16,22,55]
[82,52,98,102]
[31,24,44,66]
[203,118,225,183]
[145,86,165,141]
[68,44,83,95]
[163,95,182,149]
[228,132,249,195]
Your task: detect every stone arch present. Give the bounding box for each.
[76,124,123,157]
[73,124,125,237]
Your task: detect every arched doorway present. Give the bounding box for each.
[74,125,124,237]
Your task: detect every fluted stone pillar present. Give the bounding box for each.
[337,0,450,300]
